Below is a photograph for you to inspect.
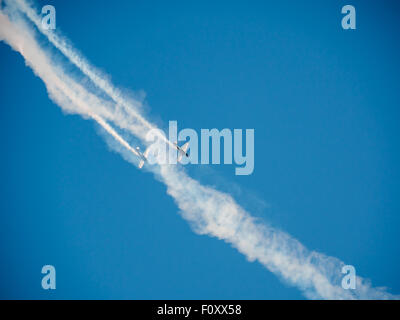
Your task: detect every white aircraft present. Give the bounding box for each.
[136,146,150,169]
[174,142,190,162]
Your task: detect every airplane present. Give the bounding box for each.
[136,146,150,169]
[174,142,190,162]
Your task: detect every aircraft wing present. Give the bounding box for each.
[143,147,151,158]
[138,159,145,169]
[138,147,151,169]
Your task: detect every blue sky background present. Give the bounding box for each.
[0,0,399,299]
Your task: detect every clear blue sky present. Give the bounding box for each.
[0,0,399,299]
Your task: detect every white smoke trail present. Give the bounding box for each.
[0,2,398,299]
[0,7,139,159]
[10,0,175,148]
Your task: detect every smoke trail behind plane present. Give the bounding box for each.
[0,1,398,299]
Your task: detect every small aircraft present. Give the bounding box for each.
[174,142,190,162]
[136,146,150,169]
